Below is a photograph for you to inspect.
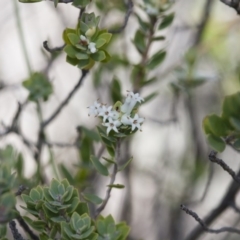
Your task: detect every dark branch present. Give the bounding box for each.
[209,151,240,184]
[220,0,240,14]
[181,204,240,235]
[185,167,240,240]
[95,138,121,218]
[43,41,66,54]
[17,217,39,240]
[9,221,25,240]
[109,0,133,34]
[42,70,89,128]
[15,185,27,196]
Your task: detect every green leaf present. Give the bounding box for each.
[95,38,107,48]
[111,77,122,103]
[107,184,125,189]
[64,45,78,58]
[147,50,166,70]
[0,225,7,238]
[72,0,90,8]
[159,13,175,30]
[67,33,80,45]
[66,56,79,66]
[30,189,41,202]
[90,156,109,176]
[63,28,77,45]
[102,157,116,164]
[91,51,106,62]
[83,193,103,204]
[98,33,112,44]
[80,127,100,141]
[135,13,150,31]
[230,117,240,130]
[75,202,90,216]
[207,134,226,152]
[118,157,133,172]
[75,52,89,60]
[233,139,240,150]
[23,72,53,102]
[202,116,213,135]
[207,114,229,137]
[59,164,75,185]
[133,30,146,54]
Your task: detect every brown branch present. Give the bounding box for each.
[209,151,240,184]
[42,70,88,128]
[15,185,27,196]
[109,0,133,34]
[95,138,121,218]
[17,217,39,240]
[181,204,240,235]
[9,221,25,240]
[184,167,240,240]
[43,41,66,54]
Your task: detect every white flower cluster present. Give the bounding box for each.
[80,35,97,54]
[88,91,145,135]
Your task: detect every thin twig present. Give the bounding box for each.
[181,204,240,235]
[209,151,240,184]
[17,217,39,240]
[15,185,27,196]
[109,0,133,34]
[185,167,240,240]
[43,41,66,54]
[95,138,121,218]
[9,221,25,240]
[42,70,89,128]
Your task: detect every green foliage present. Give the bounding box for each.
[23,72,53,102]
[158,13,175,30]
[18,0,42,2]
[96,215,130,240]
[21,178,130,239]
[63,13,112,69]
[203,92,240,152]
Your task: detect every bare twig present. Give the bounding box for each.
[43,41,66,54]
[220,0,240,14]
[15,185,27,196]
[109,0,133,34]
[95,138,121,218]
[185,167,240,240]
[0,102,25,137]
[17,217,39,240]
[9,221,25,240]
[209,151,240,184]
[42,70,89,128]
[181,204,240,235]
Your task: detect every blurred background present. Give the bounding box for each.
[1,0,240,239]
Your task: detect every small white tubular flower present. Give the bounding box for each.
[103,118,121,135]
[121,91,144,115]
[129,114,144,131]
[121,114,132,126]
[88,101,101,116]
[111,110,120,120]
[98,106,113,122]
[88,42,97,53]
